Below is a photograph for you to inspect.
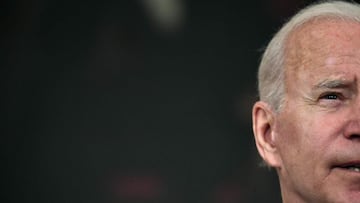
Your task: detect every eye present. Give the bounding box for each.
[318,92,344,108]
[322,94,339,100]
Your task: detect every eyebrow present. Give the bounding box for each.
[314,78,355,90]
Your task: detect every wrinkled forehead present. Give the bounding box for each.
[284,18,360,80]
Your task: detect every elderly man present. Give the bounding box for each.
[252,1,360,203]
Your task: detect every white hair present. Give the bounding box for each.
[258,0,360,112]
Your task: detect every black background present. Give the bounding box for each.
[4,0,357,202]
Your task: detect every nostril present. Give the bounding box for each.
[344,133,360,141]
[348,133,360,141]
[344,131,360,141]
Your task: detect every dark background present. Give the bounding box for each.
[4,0,357,202]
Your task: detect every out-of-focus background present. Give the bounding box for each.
[4,0,355,202]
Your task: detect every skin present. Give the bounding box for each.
[253,19,360,203]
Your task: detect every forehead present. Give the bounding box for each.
[284,18,360,81]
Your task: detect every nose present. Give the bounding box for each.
[343,120,360,140]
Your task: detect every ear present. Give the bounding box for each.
[252,101,282,167]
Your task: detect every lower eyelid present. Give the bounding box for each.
[318,100,342,108]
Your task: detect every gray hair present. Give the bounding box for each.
[258,0,360,112]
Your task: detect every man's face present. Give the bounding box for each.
[274,19,360,203]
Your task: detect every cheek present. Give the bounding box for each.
[275,113,325,185]
[276,112,305,145]
[304,111,346,145]
[276,110,343,161]
[275,112,318,159]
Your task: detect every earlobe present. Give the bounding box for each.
[252,101,281,167]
